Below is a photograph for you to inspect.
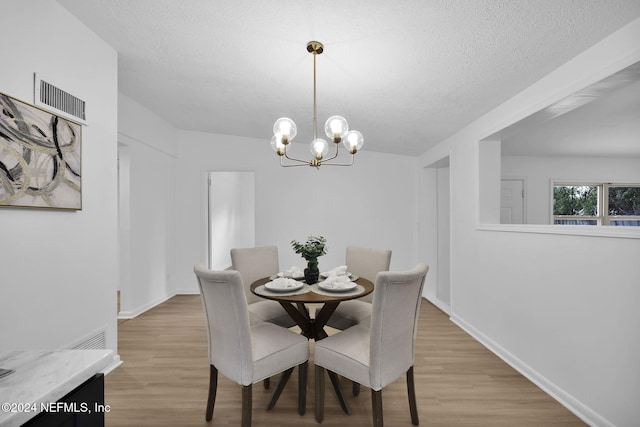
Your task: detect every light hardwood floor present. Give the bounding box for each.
[106,295,586,426]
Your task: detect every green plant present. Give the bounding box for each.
[291,235,327,269]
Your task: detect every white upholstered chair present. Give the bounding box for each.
[314,263,429,427]
[325,246,392,331]
[231,245,298,390]
[324,246,391,396]
[230,246,296,328]
[194,265,309,427]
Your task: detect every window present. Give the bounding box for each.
[553,183,640,226]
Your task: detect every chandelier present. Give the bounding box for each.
[270,41,364,168]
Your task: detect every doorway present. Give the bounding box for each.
[422,158,451,314]
[207,171,255,269]
[117,143,130,318]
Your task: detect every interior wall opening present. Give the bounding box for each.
[479,61,640,232]
[422,157,451,314]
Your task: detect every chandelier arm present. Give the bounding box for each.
[320,142,341,162]
[283,152,309,164]
[281,146,313,165]
[280,157,311,167]
[315,153,355,167]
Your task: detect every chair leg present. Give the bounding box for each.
[266,367,294,410]
[406,366,419,425]
[371,389,383,427]
[352,381,360,396]
[315,365,325,423]
[205,365,218,422]
[327,371,351,414]
[241,384,252,427]
[264,377,270,389]
[298,361,308,416]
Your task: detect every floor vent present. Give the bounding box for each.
[34,73,87,125]
[72,330,106,350]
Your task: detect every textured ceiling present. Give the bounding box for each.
[56,0,640,156]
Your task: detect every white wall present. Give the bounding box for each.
[117,94,178,317]
[0,1,119,351]
[503,155,640,224]
[174,130,420,293]
[420,17,640,427]
[117,93,420,306]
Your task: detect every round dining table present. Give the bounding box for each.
[250,276,373,340]
[250,275,374,414]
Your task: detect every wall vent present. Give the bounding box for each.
[34,73,87,125]
[72,330,106,350]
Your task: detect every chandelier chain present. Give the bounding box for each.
[313,50,318,141]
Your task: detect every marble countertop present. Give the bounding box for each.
[0,349,114,427]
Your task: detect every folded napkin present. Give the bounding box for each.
[320,275,353,289]
[323,265,348,277]
[279,266,303,278]
[268,277,301,289]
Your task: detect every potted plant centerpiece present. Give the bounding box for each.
[291,235,327,284]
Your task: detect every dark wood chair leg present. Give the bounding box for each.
[264,377,270,389]
[315,365,325,423]
[371,389,383,427]
[407,366,419,425]
[327,370,351,414]
[266,367,294,410]
[298,361,308,415]
[241,384,252,427]
[352,381,360,396]
[206,365,218,421]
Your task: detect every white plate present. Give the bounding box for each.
[319,273,359,282]
[265,280,304,292]
[317,280,357,292]
[320,272,353,279]
[277,272,305,280]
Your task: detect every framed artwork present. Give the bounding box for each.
[0,92,82,210]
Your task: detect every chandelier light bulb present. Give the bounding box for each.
[270,135,286,156]
[343,130,364,154]
[273,117,297,144]
[310,138,329,160]
[324,115,348,143]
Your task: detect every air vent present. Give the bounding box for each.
[72,330,106,350]
[34,73,87,125]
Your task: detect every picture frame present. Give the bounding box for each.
[0,92,82,210]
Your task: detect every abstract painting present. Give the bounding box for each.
[0,92,82,210]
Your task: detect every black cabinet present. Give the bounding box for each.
[24,374,104,427]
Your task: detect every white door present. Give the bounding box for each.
[500,179,524,224]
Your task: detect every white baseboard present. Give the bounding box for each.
[450,313,612,427]
[173,288,200,295]
[424,295,450,315]
[102,354,122,375]
[117,292,176,319]
[117,289,201,320]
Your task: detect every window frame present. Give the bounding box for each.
[552,182,640,226]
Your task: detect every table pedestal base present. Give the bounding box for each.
[266,301,351,414]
